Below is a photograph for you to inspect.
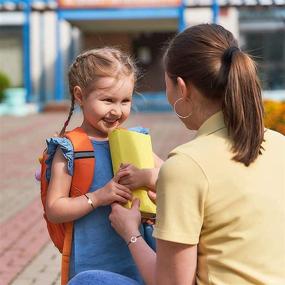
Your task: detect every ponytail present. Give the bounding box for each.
[163,24,265,166]
[222,50,264,166]
[59,95,75,137]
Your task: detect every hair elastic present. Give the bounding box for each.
[223,46,240,64]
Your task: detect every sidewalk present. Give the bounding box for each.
[0,111,195,285]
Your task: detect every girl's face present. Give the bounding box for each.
[79,74,134,140]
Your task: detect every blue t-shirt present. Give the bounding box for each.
[46,134,155,284]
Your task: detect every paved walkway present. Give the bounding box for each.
[0,111,195,285]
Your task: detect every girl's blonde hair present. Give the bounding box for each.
[59,47,138,136]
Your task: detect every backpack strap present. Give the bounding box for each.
[66,127,95,197]
[61,127,95,285]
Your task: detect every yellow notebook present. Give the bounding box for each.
[109,128,156,218]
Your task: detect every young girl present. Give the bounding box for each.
[45,47,162,284]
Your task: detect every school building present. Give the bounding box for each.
[0,0,284,112]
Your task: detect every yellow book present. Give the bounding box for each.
[109,128,156,218]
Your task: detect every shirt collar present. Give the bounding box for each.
[196,111,226,138]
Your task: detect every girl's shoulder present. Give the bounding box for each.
[128,126,149,134]
[45,137,74,180]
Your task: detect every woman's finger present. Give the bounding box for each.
[131,198,140,209]
[148,190,157,204]
[111,202,120,210]
[118,177,130,185]
[115,170,129,182]
[120,163,131,169]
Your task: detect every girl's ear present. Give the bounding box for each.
[73,86,83,105]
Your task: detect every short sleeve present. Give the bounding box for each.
[45,137,74,181]
[153,153,208,245]
[128,126,149,135]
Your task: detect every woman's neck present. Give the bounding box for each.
[185,101,221,130]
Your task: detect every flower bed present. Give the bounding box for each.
[263,100,285,135]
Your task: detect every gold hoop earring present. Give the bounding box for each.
[173,98,192,119]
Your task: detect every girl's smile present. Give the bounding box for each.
[75,75,135,140]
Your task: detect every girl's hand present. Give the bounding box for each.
[109,199,141,242]
[117,164,159,191]
[93,177,132,206]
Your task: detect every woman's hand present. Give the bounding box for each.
[117,164,159,191]
[109,199,141,242]
[147,190,157,205]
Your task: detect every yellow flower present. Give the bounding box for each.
[263,100,285,135]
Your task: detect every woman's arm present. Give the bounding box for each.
[110,200,197,285]
[156,240,197,285]
[110,200,156,285]
[46,148,132,223]
[117,154,164,192]
[153,152,164,168]
[127,235,156,285]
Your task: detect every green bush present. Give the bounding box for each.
[0,71,10,103]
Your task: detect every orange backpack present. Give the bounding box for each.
[40,127,95,285]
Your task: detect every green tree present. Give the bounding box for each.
[0,71,10,103]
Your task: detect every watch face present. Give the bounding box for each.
[130,236,137,243]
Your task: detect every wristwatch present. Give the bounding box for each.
[127,234,142,246]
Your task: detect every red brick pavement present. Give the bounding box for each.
[0,112,195,285]
[0,198,49,285]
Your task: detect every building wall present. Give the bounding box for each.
[84,32,133,53]
[29,12,79,102]
[1,4,283,106]
[184,7,239,38]
[0,12,24,87]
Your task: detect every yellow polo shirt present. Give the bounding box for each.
[153,111,285,285]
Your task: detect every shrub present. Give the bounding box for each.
[263,100,285,135]
[0,71,10,103]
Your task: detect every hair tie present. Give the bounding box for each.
[222,46,240,64]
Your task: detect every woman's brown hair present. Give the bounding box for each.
[59,47,138,136]
[164,24,264,166]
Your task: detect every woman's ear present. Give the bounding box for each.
[177,77,188,100]
[73,86,83,106]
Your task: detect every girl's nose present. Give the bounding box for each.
[111,104,122,116]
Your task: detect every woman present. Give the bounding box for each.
[70,23,285,285]
[110,23,285,285]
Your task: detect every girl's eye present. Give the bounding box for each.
[122,100,131,104]
[104,99,113,103]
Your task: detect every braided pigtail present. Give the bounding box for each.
[59,95,75,137]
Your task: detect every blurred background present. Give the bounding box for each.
[0,1,284,284]
[0,0,285,116]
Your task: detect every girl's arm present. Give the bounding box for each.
[46,148,132,223]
